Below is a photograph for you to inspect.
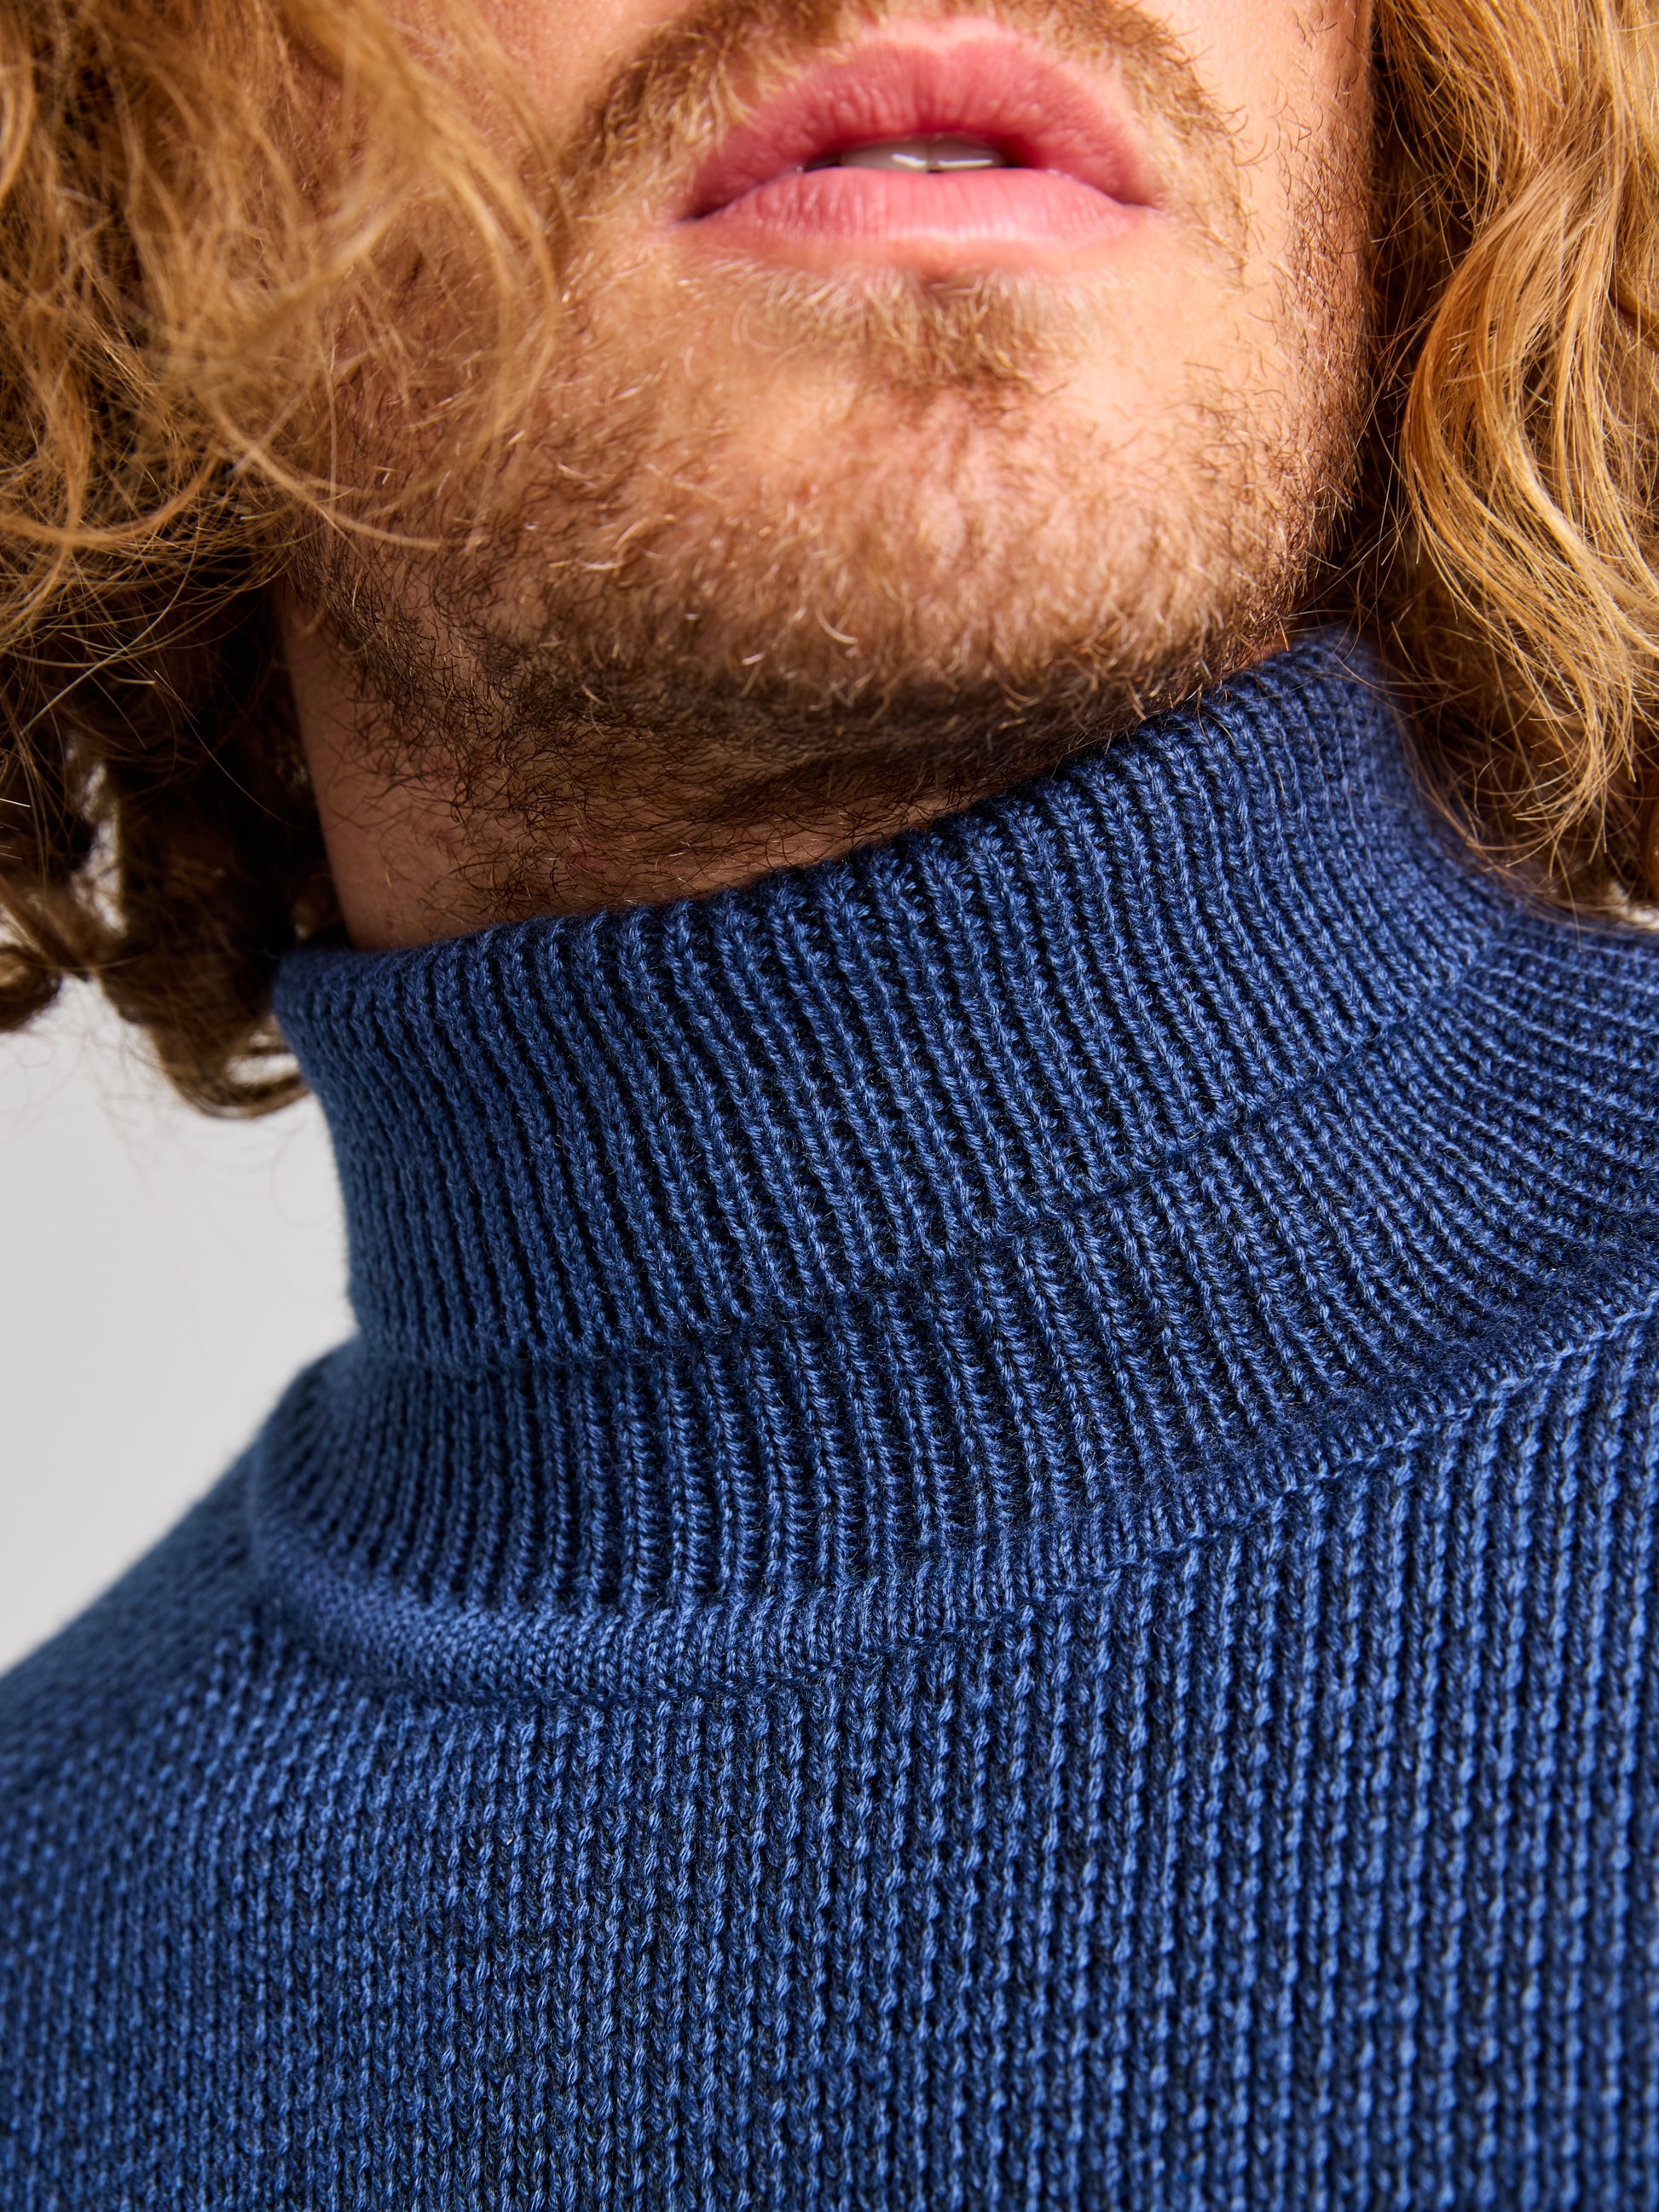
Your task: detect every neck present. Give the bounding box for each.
[280,588,1274,949]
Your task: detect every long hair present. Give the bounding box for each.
[0,0,1651,1110]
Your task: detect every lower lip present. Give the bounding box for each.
[687,166,1144,264]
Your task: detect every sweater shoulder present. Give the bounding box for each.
[0,1467,262,1804]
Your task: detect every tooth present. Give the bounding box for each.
[815,136,1010,174]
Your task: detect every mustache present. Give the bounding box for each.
[557,0,1244,235]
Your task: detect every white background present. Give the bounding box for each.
[0,986,350,1674]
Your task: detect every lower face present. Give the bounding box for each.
[315,0,1373,905]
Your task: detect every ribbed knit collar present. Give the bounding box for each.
[259,633,1633,1695]
[277,637,1489,1375]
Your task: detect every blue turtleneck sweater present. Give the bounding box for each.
[4,639,1659,2208]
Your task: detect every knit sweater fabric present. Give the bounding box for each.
[4,638,1659,2209]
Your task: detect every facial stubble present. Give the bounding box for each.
[305,0,1373,925]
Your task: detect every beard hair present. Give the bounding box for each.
[301,0,1373,922]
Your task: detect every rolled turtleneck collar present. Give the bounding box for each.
[251,636,1656,1699]
[278,638,1487,1373]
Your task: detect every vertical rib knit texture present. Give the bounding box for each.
[3,636,1659,2207]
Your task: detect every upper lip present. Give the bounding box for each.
[684,31,1159,220]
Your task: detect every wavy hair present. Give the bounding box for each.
[0,0,1652,1109]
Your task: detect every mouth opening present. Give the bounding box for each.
[801,135,1017,176]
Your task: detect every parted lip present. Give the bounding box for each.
[682,30,1159,222]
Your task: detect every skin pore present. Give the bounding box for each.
[283,0,1373,948]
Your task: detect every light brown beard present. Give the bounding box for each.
[301,0,1373,924]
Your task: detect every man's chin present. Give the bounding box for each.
[507,454,1277,709]
[304,404,1322,927]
